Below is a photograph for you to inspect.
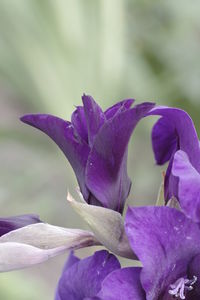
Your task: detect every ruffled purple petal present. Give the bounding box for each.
[0,214,41,237]
[104,99,135,120]
[125,206,200,300]
[97,267,145,300]
[20,114,90,200]
[71,106,88,143]
[55,250,120,300]
[82,94,105,147]
[86,102,155,213]
[172,150,200,222]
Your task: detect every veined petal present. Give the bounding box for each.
[55,250,120,300]
[97,267,145,300]
[172,150,200,222]
[86,102,155,213]
[0,242,67,272]
[0,214,41,237]
[20,114,90,200]
[67,193,135,259]
[104,99,135,120]
[0,223,99,272]
[82,94,105,147]
[125,206,200,300]
[0,223,99,249]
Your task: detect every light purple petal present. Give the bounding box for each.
[104,99,135,120]
[71,106,88,143]
[97,267,145,300]
[82,94,105,147]
[125,206,200,300]
[55,250,120,300]
[86,102,155,213]
[172,150,200,222]
[0,214,41,237]
[20,114,90,200]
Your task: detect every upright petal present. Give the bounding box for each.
[86,102,155,213]
[104,99,135,120]
[0,214,41,237]
[82,94,105,147]
[71,106,88,143]
[55,250,120,300]
[125,206,200,300]
[172,150,200,222]
[97,267,145,300]
[20,114,90,200]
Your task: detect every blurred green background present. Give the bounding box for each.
[0,0,200,299]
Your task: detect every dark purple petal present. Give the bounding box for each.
[86,102,155,213]
[151,117,177,165]
[20,114,90,200]
[104,99,135,120]
[82,94,105,147]
[55,250,120,300]
[97,267,145,300]
[71,106,88,143]
[172,150,200,222]
[188,254,200,297]
[125,206,200,300]
[0,214,41,237]
[148,106,200,170]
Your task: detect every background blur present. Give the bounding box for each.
[0,0,200,299]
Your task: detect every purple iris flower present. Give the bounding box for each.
[148,106,200,222]
[98,206,200,300]
[0,214,41,236]
[21,95,154,213]
[55,250,120,300]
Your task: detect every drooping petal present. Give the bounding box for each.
[104,99,135,120]
[67,193,135,259]
[55,250,120,300]
[148,106,200,170]
[82,94,105,147]
[86,102,155,213]
[20,114,90,200]
[97,267,145,300]
[0,214,41,237]
[151,116,177,165]
[172,150,200,222]
[125,206,200,300]
[71,106,88,143]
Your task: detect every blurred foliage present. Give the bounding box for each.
[0,0,200,299]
